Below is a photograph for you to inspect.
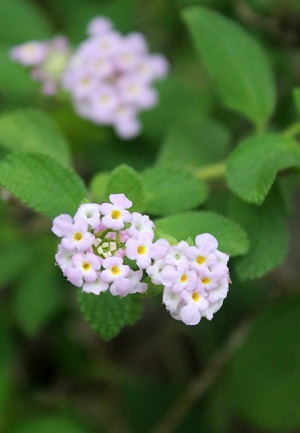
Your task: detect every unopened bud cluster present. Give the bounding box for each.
[52,194,230,325]
[10,16,168,139]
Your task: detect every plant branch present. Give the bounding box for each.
[194,161,226,180]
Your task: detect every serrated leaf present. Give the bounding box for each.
[77,290,142,341]
[226,295,300,432]
[157,117,230,169]
[105,164,145,212]
[0,151,87,218]
[182,6,275,130]
[0,109,71,166]
[14,258,62,337]
[226,133,300,204]
[154,211,249,257]
[229,184,288,280]
[0,0,52,45]
[142,166,208,216]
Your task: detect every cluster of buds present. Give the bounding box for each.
[10,36,71,95]
[10,16,169,139]
[62,16,168,138]
[52,194,230,325]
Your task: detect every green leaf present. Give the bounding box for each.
[182,6,275,130]
[77,290,142,341]
[226,295,300,432]
[14,252,62,337]
[154,211,249,256]
[11,416,91,433]
[229,184,289,280]
[142,166,208,216]
[0,109,71,166]
[293,87,300,117]
[157,117,230,169]
[226,133,300,204]
[0,242,33,289]
[0,151,87,218]
[105,164,145,212]
[89,171,109,203]
[0,0,52,45]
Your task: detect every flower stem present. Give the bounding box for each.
[194,161,226,180]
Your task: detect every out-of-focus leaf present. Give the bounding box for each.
[0,0,52,45]
[0,318,13,417]
[0,109,71,166]
[182,6,275,130]
[226,133,300,204]
[0,151,87,218]
[157,117,230,168]
[142,166,208,216]
[226,295,300,432]
[105,164,145,212]
[0,243,33,289]
[229,184,289,280]
[77,290,142,341]
[155,211,249,256]
[10,416,92,433]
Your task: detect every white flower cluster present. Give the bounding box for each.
[52,194,230,326]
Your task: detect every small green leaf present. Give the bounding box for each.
[229,184,289,280]
[226,133,300,204]
[105,164,145,212]
[182,6,275,130]
[157,117,230,169]
[155,211,249,257]
[89,171,109,203]
[226,295,300,432]
[154,228,178,245]
[142,166,208,216]
[0,151,87,218]
[0,0,52,45]
[0,109,71,166]
[14,244,62,337]
[77,290,142,341]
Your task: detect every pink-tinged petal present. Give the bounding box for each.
[109,193,132,209]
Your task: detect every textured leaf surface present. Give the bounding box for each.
[0,109,71,166]
[157,117,230,168]
[226,295,300,432]
[226,133,300,204]
[155,211,249,256]
[77,290,142,341]
[182,7,275,129]
[142,166,208,216]
[105,164,145,212]
[0,0,52,45]
[0,151,87,218]
[229,185,288,280]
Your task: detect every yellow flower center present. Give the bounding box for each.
[202,277,211,284]
[111,266,120,275]
[73,232,83,241]
[192,293,200,302]
[82,262,91,271]
[180,274,187,283]
[111,209,121,220]
[137,245,146,255]
[196,255,205,264]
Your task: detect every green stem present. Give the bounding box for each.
[282,121,300,138]
[194,161,226,180]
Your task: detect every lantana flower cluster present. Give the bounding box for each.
[10,36,71,95]
[10,16,168,139]
[52,194,230,325]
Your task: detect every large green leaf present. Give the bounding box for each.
[157,117,230,169]
[182,6,275,130]
[226,295,300,432]
[0,0,52,45]
[0,109,71,166]
[11,416,92,433]
[229,184,289,280]
[105,164,145,212]
[0,151,87,218]
[226,133,300,204]
[154,211,249,257]
[77,290,142,341]
[142,166,208,216]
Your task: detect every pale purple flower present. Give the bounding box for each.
[146,259,166,285]
[100,256,130,283]
[10,41,47,65]
[72,252,101,282]
[61,218,95,251]
[100,194,132,230]
[55,244,74,275]
[164,241,190,266]
[160,262,197,293]
[74,203,101,229]
[127,269,148,294]
[82,275,109,295]
[52,214,73,237]
[126,232,154,269]
[87,16,113,37]
[127,212,154,239]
